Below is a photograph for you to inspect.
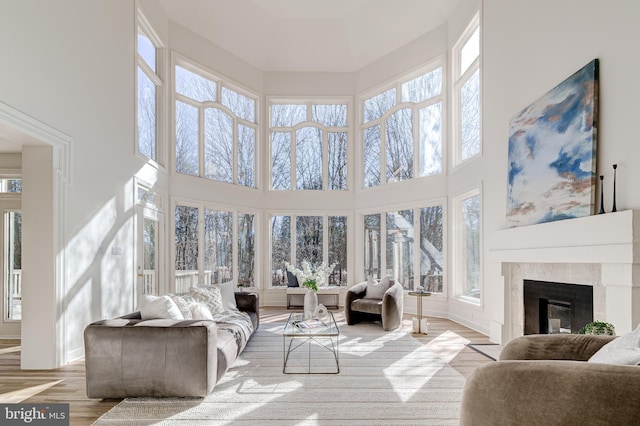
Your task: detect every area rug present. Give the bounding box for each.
[93,321,466,425]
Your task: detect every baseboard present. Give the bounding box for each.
[447,312,490,337]
[0,335,20,340]
[66,346,84,364]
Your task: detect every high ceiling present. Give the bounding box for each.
[158,0,463,72]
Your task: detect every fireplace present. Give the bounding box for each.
[490,210,640,343]
[523,280,593,335]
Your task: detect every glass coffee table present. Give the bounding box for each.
[283,311,340,374]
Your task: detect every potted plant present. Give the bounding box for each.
[577,321,615,336]
[285,260,336,316]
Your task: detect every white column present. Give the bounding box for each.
[21,146,59,369]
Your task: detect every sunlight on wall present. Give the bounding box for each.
[64,179,139,361]
[67,198,117,287]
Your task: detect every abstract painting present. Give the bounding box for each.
[507,59,599,228]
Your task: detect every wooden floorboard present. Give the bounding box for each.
[0,308,493,425]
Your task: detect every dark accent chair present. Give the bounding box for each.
[460,334,640,425]
[345,281,404,331]
[286,271,299,287]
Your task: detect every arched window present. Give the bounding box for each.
[361,62,443,188]
[174,59,258,188]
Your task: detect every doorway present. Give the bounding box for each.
[135,184,165,305]
[0,194,21,338]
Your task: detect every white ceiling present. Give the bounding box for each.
[158,0,462,72]
[1,1,462,154]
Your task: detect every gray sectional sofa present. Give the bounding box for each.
[84,292,259,398]
[460,333,640,425]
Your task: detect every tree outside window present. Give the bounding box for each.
[175,203,257,291]
[270,101,348,191]
[460,194,480,299]
[454,17,481,164]
[271,214,348,287]
[363,204,443,293]
[361,65,443,189]
[175,62,258,188]
[136,24,161,163]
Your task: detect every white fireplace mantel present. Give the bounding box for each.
[489,210,640,341]
[489,210,640,264]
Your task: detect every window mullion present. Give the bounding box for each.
[323,131,328,190]
[323,215,329,265]
[198,206,205,284]
[380,121,387,186]
[198,106,205,178]
[458,59,479,86]
[381,212,387,278]
[138,58,161,86]
[290,130,296,191]
[413,105,420,178]
[232,209,238,287]
[414,207,420,289]
[290,215,297,266]
[233,118,238,185]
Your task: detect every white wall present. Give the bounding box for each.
[0,0,162,365]
[483,0,640,342]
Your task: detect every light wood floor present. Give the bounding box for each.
[0,309,494,425]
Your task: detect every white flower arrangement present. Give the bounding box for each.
[284,260,337,291]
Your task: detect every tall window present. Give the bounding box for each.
[175,203,257,292]
[271,214,348,287]
[361,62,443,188]
[364,214,381,279]
[0,179,21,193]
[204,209,233,285]
[453,14,481,164]
[4,211,21,320]
[174,205,199,290]
[270,101,349,191]
[175,59,258,188]
[386,210,414,289]
[136,12,163,163]
[362,203,444,292]
[453,189,481,302]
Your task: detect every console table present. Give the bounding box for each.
[286,287,341,309]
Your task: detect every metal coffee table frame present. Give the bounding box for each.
[283,311,340,374]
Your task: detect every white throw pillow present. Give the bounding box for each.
[190,286,224,315]
[140,295,185,320]
[588,324,640,365]
[365,276,391,300]
[169,294,194,319]
[190,302,214,320]
[207,281,238,311]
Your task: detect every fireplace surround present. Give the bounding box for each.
[490,209,640,343]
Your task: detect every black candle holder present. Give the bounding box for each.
[612,164,617,212]
[599,175,605,214]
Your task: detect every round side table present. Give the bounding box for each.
[408,291,431,334]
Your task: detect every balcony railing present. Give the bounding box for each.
[7,269,21,320]
[174,270,213,293]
